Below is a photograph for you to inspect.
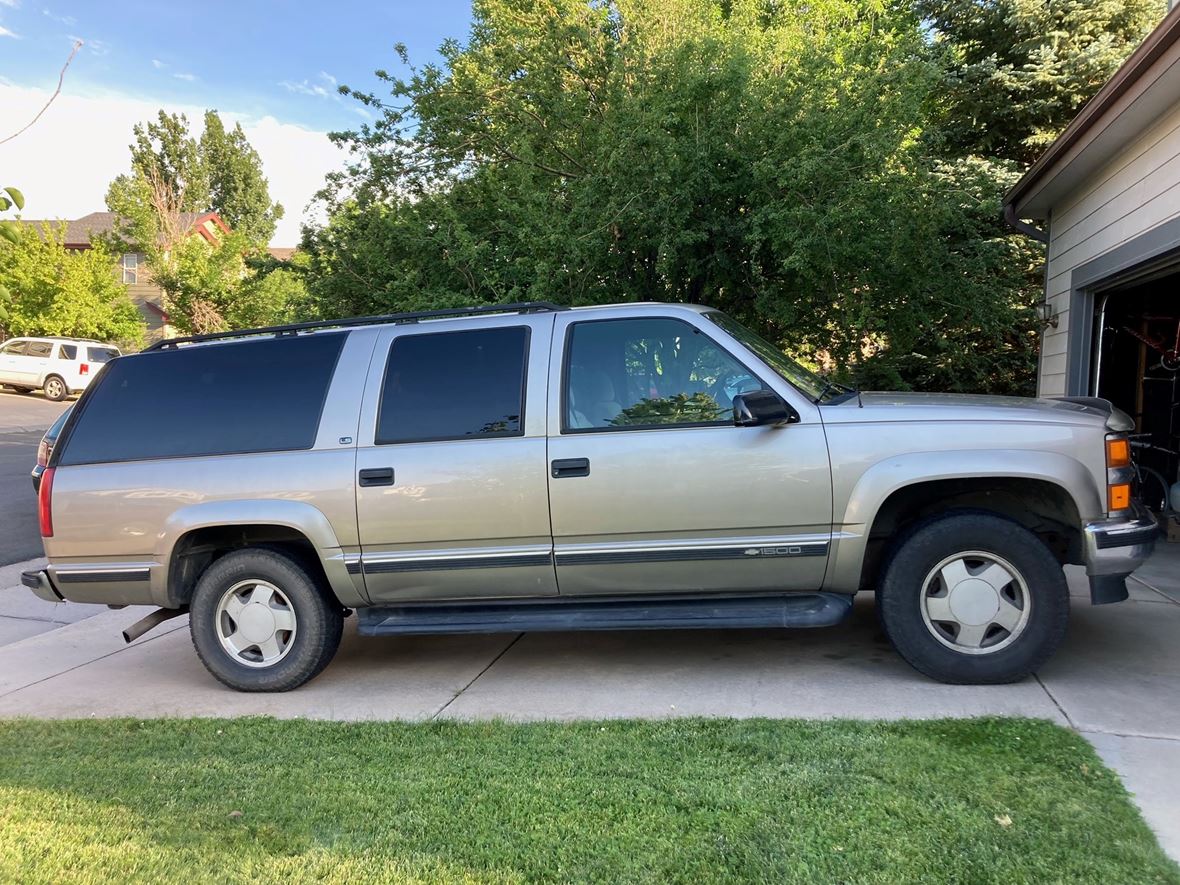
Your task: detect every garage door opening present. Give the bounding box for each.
[1092,268,1180,521]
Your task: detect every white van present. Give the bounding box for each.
[0,337,121,401]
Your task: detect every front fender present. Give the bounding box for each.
[824,450,1103,593]
[155,499,364,607]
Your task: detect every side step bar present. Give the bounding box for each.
[357,592,854,637]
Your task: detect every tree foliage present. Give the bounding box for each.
[200,111,284,244]
[299,0,1161,393]
[105,109,281,251]
[0,183,23,321]
[918,0,1165,165]
[0,222,145,346]
[104,110,290,335]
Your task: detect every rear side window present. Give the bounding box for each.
[87,346,119,363]
[26,341,52,358]
[58,333,345,465]
[58,344,77,360]
[377,326,529,444]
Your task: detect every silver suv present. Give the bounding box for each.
[21,302,1157,691]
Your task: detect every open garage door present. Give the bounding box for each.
[1092,267,1180,529]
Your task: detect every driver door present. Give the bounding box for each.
[546,312,833,596]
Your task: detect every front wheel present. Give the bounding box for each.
[877,512,1069,684]
[190,548,343,692]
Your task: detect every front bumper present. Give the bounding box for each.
[21,569,63,603]
[1081,503,1159,604]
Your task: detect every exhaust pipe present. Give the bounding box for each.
[123,606,188,644]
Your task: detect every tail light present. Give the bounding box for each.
[79,363,89,375]
[38,467,54,537]
[35,437,49,468]
[1105,434,1132,514]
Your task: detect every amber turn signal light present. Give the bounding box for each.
[1108,483,1131,511]
[1106,437,1131,468]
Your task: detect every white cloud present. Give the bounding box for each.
[173,72,196,82]
[151,58,166,69]
[0,83,347,245]
[280,71,342,102]
[0,0,19,8]
[0,25,19,38]
[42,7,76,25]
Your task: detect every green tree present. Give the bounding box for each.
[305,0,1040,393]
[0,184,23,322]
[152,233,306,334]
[199,110,283,244]
[917,0,1166,165]
[0,222,145,347]
[106,109,281,251]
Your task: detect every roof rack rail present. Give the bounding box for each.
[143,301,570,352]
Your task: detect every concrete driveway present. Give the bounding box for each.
[1,545,1179,857]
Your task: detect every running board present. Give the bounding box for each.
[357,592,854,636]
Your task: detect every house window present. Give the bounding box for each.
[122,253,138,285]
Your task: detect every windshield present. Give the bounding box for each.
[704,311,833,402]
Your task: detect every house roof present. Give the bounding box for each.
[19,210,230,249]
[267,247,297,261]
[1004,6,1180,221]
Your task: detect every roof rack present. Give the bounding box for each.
[143,301,570,352]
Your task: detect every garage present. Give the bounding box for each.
[1004,5,1180,532]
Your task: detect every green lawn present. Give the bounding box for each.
[0,717,1175,884]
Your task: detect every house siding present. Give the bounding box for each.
[116,252,171,340]
[1038,96,1180,396]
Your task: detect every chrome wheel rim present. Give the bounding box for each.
[214,579,297,668]
[920,551,1031,655]
[45,378,63,399]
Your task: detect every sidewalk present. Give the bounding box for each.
[1,548,1178,859]
[0,559,107,645]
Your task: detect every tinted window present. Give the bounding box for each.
[377,327,528,444]
[58,333,345,465]
[87,346,119,363]
[25,341,52,358]
[564,318,763,431]
[58,344,78,360]
[0,341,26,356]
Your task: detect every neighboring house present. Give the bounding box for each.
[18,211,297,342]
[19,210,231,340]
[1004,4,1180,505]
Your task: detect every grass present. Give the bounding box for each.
[0,717,1175,884]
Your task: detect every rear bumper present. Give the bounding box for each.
[21,569,63,603]
[1082,503,1159,604]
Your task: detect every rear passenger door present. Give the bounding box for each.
[354,315,557,602]
[23,340,54,385]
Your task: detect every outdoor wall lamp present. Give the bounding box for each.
[1036,300,1059,330]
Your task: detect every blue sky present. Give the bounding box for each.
[0,0,474,131]
[0,1,475,243]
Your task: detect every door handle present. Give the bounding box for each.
[552,458,590,478]
[359,467,395,487]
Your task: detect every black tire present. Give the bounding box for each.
[190,548,343,692]
[42,375,67,401]
[876,511,1069,684]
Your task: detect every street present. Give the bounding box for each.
[0,391,69,566]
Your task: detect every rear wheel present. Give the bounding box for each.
[190,548,343,692]
[877,512,1069,684]
[42,375,67,401]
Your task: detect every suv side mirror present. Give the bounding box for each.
[732,390,799,427]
